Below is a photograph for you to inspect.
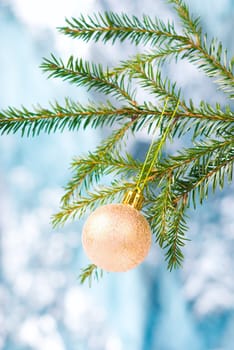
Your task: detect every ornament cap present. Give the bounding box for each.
[122,189,144,210]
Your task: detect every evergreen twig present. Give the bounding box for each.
[0,0,233,284]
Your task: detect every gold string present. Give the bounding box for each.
[135,98,180,192]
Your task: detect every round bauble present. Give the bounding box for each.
[82,203,152,272]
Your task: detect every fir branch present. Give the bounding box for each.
[147,176,189,269]
[1,100,231,138]
[184,101,234,138]
[140,101,233,122]
[173,148,234,208]
[0,0,233,276]
[59,12,188,46]
[61,120,137,205]
[169,0,234,95]
[168,0,201,35]
[59,10,234,96]
[109,44,190,76]
[53,181,135,227]
[134,138,234,190]
[149,174,174,247]
[79,264,103,286]
[41,55,137,105]
[143,138,234,205]
[145,138,233,261]
[127,61,185,107]
[71,152,140,177]
[65,137,233,218]
[0,101,134,137]
[154,137,234,181]
[137,102,233,139]
[164,198,188,270]
[184,38,234,96]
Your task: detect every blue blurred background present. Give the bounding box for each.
[0,1,234,349]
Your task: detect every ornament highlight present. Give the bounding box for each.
[82,190,151,272]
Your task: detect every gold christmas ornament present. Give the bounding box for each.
[82,190,152,272]
[80,99,180,280]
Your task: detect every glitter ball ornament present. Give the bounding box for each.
[82,190,152,272]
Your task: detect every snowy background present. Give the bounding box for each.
[0,1,234,349]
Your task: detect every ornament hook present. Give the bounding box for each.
[122,189,144,210]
